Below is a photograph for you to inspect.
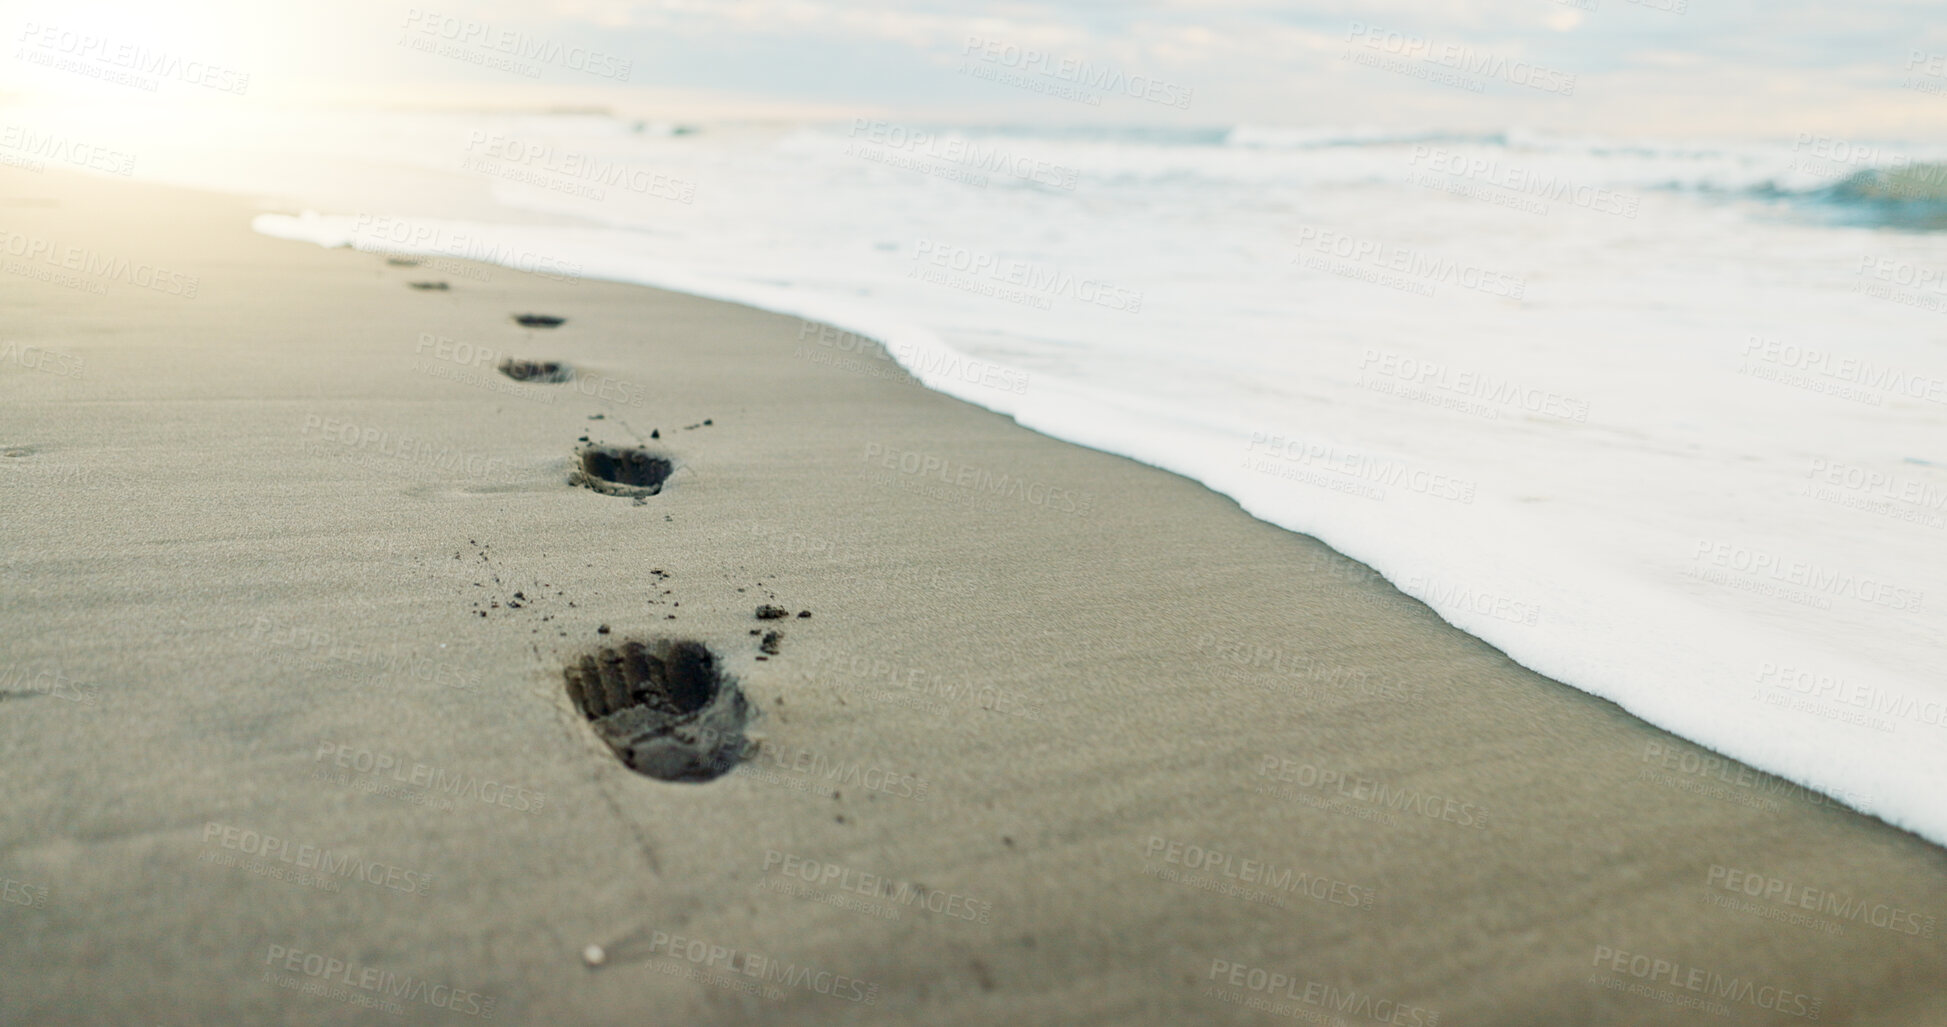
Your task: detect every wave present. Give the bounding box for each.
[1828,162,1947,202]
[1770,164,1947,230]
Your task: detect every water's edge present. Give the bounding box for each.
[253,210,1936,850]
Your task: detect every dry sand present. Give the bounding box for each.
[2,171,1944,1026]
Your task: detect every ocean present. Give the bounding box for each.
[19,101,1945,844]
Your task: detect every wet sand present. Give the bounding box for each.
[1,170,1943,1026]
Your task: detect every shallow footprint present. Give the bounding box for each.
[564,639,751,782]
[407,281,450,291]
[499,358,573,383]
[570,445,673,497]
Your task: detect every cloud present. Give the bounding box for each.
[9,0,1945,136]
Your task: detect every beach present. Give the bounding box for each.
[3,169,1945,1026]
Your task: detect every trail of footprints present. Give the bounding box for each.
[402,268,756,782]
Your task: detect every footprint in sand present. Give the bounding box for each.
[513,314,567,328]
[564,639,751,781]
[571,444,673,498]
[498,359,573,384]
[407,281,450,291]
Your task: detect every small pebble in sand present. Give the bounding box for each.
[582,945,605,966]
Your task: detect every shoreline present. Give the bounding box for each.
[251,205,1947,854]
[3,169,1945,1025]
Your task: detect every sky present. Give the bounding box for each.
[6,0,1947,139]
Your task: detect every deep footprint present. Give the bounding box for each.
[564,639,751,782]
[513,313,567,328]
[571,445,673,497]
[498,358,573,383]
